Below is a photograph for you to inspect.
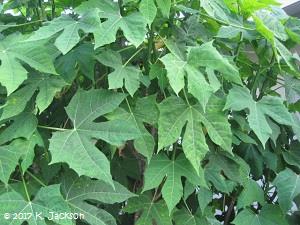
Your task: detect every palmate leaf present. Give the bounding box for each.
[0,184,73,225]
[49,89,140,187]
[76,0,147,48]
[273,168,300,213]
[143,153,206,213]
[0,73,67,121]
[160,41,241,109]
[224,85,294,146]
[106,95,159,160]
[124,192,172,225]
[61,171,136,225]
[96,50,144,96]
[0,33,56,95]
[27,12,100,55]
[139,0,157,24]
[158,95,232,173]
[233,205,289,225]
[0,133,42,184]
[173,208,221,225]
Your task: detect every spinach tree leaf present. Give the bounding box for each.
[27,13,100,54]
[49,89,140,187]
[0,33,56,95]
[124,192,172,225]
[143,153,206,213]
[61,171,135,225]
[233,205,289,225]
[0,184,72,225]
[273,168,300,213]
[76,0,147,48]
[96,50,144,96]
[158,95,232,173]
[224,86,293,146]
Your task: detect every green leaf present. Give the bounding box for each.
[96,50,143,96]
[173,208,221,225]
[0,184,73,225]
[143,153,206,213]
[237,179,265,209]
[160,41,241,109]
[156,0,171,18]
[0,33,56,95]
[25,73,68,112]
[140,0,157,24]
[187,42,242,85]
[158,95,232,173]
[224,86,293,146]
[49,89,141,187]
[107,95,158,160]
[0,113,37,145]
[233,205,289,225]
[124,192,172,225]
[198,188,213,214]
[27,13,100,54]
[62,171,135,225]
[273,168,300,212]
[76,0,147,48]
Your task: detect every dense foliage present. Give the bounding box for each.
[0,0,300,224]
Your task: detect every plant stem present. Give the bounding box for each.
[26,171,47,187]
[123,47,145,67]
[38,125,68,132]
[19,164,31,202]
[0,20,44,28]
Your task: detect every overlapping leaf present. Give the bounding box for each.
[124,192,172,225]
[0,33,56,95]
[224,85,294,146]
[49,89,140,186]
[158,95,232,173]
[76,0,147,48]
[143,153,206,213]
[61,171,136,225]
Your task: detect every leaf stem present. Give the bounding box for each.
[26,171,47,187]
[183,89,191,106]
[19,164,31,202]
[123,47,145,67]
[0,20,44,28]
[38,125,68,132]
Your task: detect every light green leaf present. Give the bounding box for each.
[107,95,158,160]
[140,0,157,24]
[173,208,222,225]
[0,113,37,145]
[49,89,141,187]
[0,33,56,95]
[224,86,293,146]
[187,41,241,85]
[76,0,147,48]
[237,179,265,209]
[27,13,100,54]
[198,188,213,214]
[233,205,289,225]
[25,73,68,112]
[124,192,172,225]
[273,168,300,212]
[0,184,73,225]
[143,153,206,213]
[156,0,171,18]
[96,50,143,96]
[158,95,232,173]
[62,171,135,225]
